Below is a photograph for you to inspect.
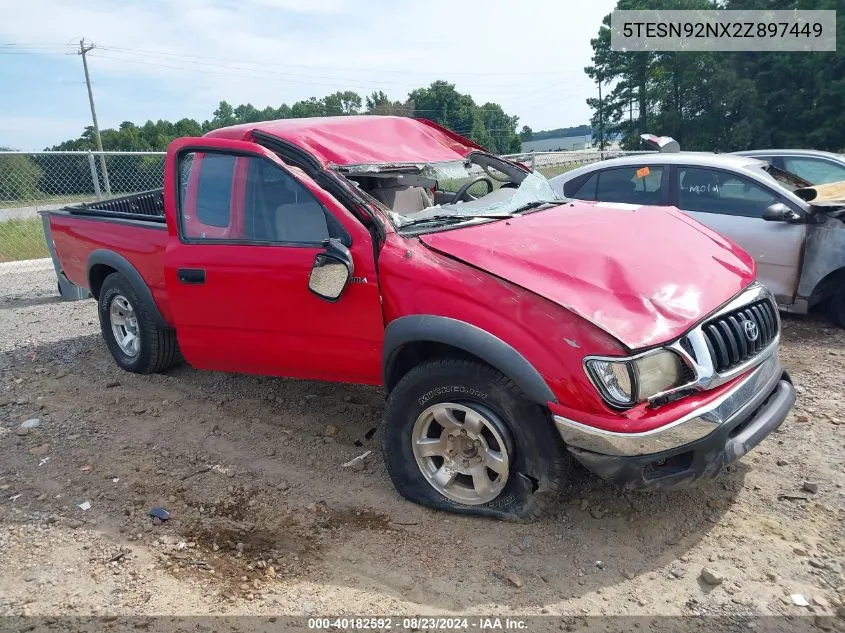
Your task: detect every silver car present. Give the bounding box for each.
[549,153,845,325]
[733,149,845,185]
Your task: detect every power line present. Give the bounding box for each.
[0,41,571,98]
[5,39,575,141]
[94,50,439,88]
[1,41,564,82]
[94,44,565,77]
[87,51,555,98]
[0,43,73,48]
[92,48,552,92]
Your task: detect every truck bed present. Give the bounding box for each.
[69,188,166,223]
[44,190,172,323]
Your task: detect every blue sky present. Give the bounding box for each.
[0,0,617,150]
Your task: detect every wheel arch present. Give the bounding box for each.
[87,250,166,327]
[808,265,845,307]
[382,316,557,406]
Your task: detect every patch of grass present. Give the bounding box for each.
[0,193,92,210]
[537,163,580,179]
[0,218,50,263]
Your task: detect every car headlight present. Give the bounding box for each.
[585,350,688,408]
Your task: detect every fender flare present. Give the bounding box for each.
[382,315,557,405]
[87,249,167,327]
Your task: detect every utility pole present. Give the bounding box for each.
[79,39,111,195]
[598,75,606,152]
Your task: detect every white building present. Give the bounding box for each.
[520,133,622,153]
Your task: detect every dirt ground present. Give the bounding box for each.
[0,265,843,624]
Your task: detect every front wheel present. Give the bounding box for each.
[380,359,570,520]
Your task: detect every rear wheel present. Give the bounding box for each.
[98,272,180,374]
[381,359,570,520]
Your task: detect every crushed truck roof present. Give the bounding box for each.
[204,115,487,167]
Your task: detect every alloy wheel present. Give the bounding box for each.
[110,295,140,357]
[411,402,511,505]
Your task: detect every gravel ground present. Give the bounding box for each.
[0,265,843,624]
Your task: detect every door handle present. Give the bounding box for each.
[177,268,206,285]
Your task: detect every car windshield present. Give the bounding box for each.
[342,155,563,231]
[759,163,812,191]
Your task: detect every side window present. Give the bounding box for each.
[783,157,845,185]
[678,168,777,218]
[595,166,664,204]
[178,151,329,244]
[244,158,329,244]
[568,172,598,200]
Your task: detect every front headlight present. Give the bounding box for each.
[635,351,687,400]
[586,359,635,406]
[585,350,688,408]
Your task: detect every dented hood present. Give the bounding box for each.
[419,202,755,349]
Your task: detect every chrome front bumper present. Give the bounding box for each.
[554,351,786,457]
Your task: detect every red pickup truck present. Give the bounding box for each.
[43,116,795,519]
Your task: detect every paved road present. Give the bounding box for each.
[0,257,52,275]
[0,204,64,222]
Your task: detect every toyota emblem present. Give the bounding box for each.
[743,320,759,342]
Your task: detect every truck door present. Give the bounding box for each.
[162,137,384,384]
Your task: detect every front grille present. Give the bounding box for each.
[702,298,778,373]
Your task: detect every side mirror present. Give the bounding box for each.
[308,239,353,302]
[763,203,804,223]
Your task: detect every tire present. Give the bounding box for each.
[98,272,180,374]
[381,359,570,520]
[832,290,845,328]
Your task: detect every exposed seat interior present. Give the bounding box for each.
[246,162,329,243]
[368,178,434,215]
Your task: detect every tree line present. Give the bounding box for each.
[0,81,527,203]
[49,82,522,155]
[586,0,845,152]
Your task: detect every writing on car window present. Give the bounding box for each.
[678,167,778,219]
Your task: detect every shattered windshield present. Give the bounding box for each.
[343,156,563,232]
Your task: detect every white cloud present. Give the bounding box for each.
[0,0,616,147]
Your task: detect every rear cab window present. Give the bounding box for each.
[193,154,236,229]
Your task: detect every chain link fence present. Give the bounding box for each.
[502,149,656,180]
[0,148,651,268]
[0,151,165,266]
